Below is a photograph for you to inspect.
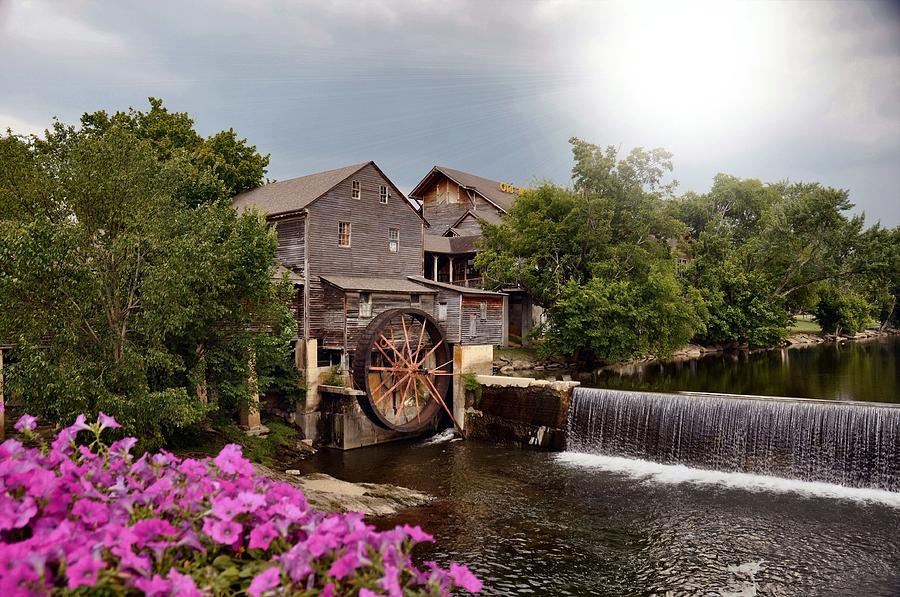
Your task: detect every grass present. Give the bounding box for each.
[789,318,822,334]
[495,346,538,362]
[176,417,304,469]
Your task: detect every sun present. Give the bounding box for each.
[584,0,780,135]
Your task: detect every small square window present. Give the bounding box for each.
[379,185,389,204]
[410,293,421,307]
[339,222,351,247]
[351,180,361,199]
[437,302,448,322]
[388,228,399,253]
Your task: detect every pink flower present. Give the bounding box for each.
[168,568,202,597]
[329,550,363,580]
[450,563,482,593]
[98,411,121,430]
[134,574,171,596]
[211,496,243,520]
[204,517,243,546]
[249,522,279,550]
[402,524,434,544]
[360,590,382,597]
[238,490,267,512]
[66,556,105,590]
[131,518,177,547]
[214,444,253,476]
[14,414,37,432]
[247,567,281,597]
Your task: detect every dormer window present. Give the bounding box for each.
[379,185,389,204]
[351,180,361,200]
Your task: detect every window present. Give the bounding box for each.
[388,228,399,253]
[351,180,361,199]
[338,222,351,247]
[437,302,448,322]
[410,293,421,307]
[479,301,487,321]
[359,292,372,318]
[379,185,389,204]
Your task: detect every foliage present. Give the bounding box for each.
[812,286,872,335]
[0,107,290,449]
[1,413,482,596]
[322,365,345,387]
[540,266,704,363]
[477,139,702,362]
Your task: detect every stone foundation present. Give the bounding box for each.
[463,375,579,450]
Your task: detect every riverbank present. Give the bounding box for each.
[495,327,900,373]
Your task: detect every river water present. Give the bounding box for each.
[311,436,900,596]
[576,336,900,403]
[308,336,900,595]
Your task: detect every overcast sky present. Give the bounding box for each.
[2,0,898,225]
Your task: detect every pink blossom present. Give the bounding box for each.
[98,411,122,430]
[249,522,280,550]
[329,550,363,580]
[65,556,105,589]
[450,563,483,593]
[168,568,202,597]
[214,443,253,476]
[133,573,171,596]
[211,495,243,520]
[401,524,434,544]
[247,566,281,597]
[14,414,37,432]
[204,517,243,546]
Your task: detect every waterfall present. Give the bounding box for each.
[566,388,900,491]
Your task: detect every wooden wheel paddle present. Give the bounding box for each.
[352,308,455,433]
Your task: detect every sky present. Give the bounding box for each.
[1,0,898,226]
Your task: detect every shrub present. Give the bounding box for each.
[0,413,482,596]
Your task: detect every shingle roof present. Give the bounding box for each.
[411,166,520,213]
[408,276,506,296]
[423,235,479,254]
[319,275,437,294]
[272,263,304,284]
[233,162,368,217]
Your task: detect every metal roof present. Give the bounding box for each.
[319,275,437,294]
[423,235,479,255]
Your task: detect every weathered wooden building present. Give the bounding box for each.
[410,165,541,343]
[233,161,508,366]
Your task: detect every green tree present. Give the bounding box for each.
[812,285,871,335]
[0,121,292,448]
[477,139,702,363]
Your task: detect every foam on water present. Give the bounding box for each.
[555,451,900,508]
[418,428,457,445]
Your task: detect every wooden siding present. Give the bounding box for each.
[420,173,501,235]
[460,295,504,346]
[306,163,423,280]
[453,213,483,237]
[275,216,306,274]
[433,289,462,344]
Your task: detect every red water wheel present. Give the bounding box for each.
[352,308,454,433]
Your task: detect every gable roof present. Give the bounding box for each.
[446,209,504,234]
[233,161,423,221]
[410,166,519,213]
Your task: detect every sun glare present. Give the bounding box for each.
[587,1,779,135]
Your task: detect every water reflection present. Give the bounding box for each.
[584,336,900,403]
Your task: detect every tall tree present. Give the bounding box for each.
[0,118,291,448]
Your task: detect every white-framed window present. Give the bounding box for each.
[410,293,421,307]
[338,222,351,247]
[479,301,488,321]
[437,302,448,322]
[388,228,399,253]
[359,292,372,318]
[379,185,389,204]
[351,180,361,200]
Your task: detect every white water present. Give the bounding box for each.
[556,451,900,508]
[418,428,457,445]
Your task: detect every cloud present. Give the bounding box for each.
[0,0,128,56]
[0,112,47,136]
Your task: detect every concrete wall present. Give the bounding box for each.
[463,375,579,450]
[452,344,494,432]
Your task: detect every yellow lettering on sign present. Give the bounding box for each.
[499,182,525,195]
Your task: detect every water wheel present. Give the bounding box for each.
[352,308,454,433]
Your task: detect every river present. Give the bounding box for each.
[570,335,900,403]
[307,336,900,595]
